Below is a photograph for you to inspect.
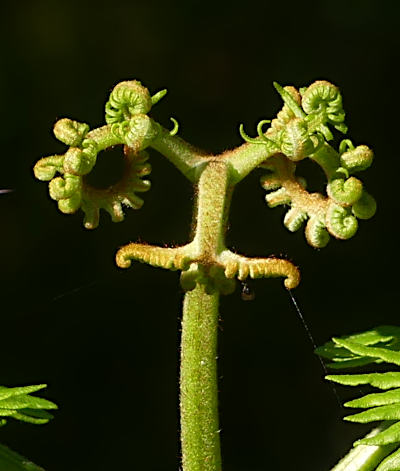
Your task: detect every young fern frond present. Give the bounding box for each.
[247,81,376,248]
[317,327,400,471]
[34,80,161,228]
[33,78,377,471]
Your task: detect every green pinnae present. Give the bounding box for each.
[317,326,400,470]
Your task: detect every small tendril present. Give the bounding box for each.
[339,139,355,154]
[169,117,179,136]
[239,123,276,147]
[239,124,263,144]
[335,167,349,179]
[151,89,168,106]
[256,120,272,143]
[273,82,305,119]
[269,86,302,132]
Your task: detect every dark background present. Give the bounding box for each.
[1,0,398,469]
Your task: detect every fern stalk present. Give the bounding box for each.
[34,79,377,470]
[179,161,230,471]
[180,286,221,471]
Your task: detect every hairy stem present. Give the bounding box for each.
[224,142,275,183]
[194,161,231,257]
[179,161,232,471]
[180,285,222,471]
[150,126,207,182]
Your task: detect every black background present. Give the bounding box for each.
[1,1,399,470]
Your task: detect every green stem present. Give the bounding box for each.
[150,126,207,182]
[194,161,231,257]
[86,124,123,150]
[310,142,341,179]
[329,424,397,471]
[223,142,275,184]
[180,285,222,471]
[179,161,232,471]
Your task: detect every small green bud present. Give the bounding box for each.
[63,147,96,176]
[49,174,81,201]
[305,217,330,248]
[327,176,363,206]
[124,115,159,151]
[302,80,343,115]
[33,155,64,181]
[340,145,374,173]
[105,80,153,124]
[284,208,308,232]
[265,188,290,207]
[352,191,377,220]
[58,192,82,214]
[280,118,315,161]
[53,118,89,146]
[326,203,358,240]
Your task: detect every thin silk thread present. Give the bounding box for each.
[288,290,343,410]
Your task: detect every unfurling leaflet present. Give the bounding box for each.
[34,80,165,228]
[35,78,375,293]
[241,80,376,248]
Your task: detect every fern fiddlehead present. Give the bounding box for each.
[35,78,375,290]
[240,80,376,248]
[34,78,376,471]
[34,80,165,228]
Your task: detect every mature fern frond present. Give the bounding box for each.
[0,443,45,470]
[0,384,57,426]
[317,326,400,470]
